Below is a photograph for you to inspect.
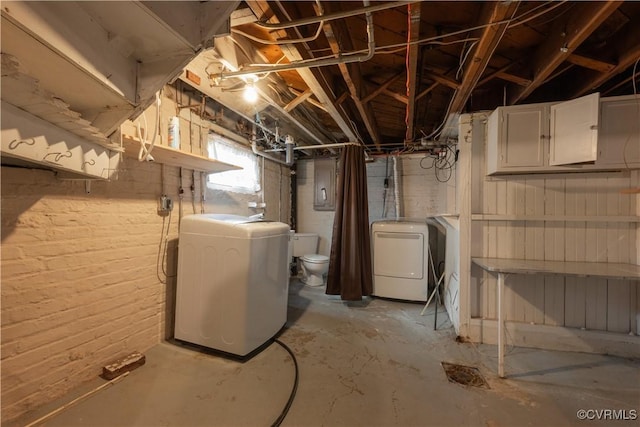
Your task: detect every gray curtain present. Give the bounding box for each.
[325,145,373,300]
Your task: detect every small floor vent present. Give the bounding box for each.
[441,362,489,389]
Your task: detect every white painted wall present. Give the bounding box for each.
[456,112,640,357]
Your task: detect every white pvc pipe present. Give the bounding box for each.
[213,0,375,80]
[254,1,417,30]
[393,156,401,219]
[252,134,291,166]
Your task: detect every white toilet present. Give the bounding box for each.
[291,233,329,286]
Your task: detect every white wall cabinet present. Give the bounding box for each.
[487,102,550,174]
[595,94,640,169]
[487,93,640,175]
[549,92,599,166]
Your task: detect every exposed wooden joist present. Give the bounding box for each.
[509,0,621,104]
[383,89,408,105]
[478,62,515,86]
[496,72,531,87]
[415,82,438,101]
[289,87,327,111]
[424,69,460,90]
[572,23,640,98]
[322,16,382,148]
[362,72,404,104]
[283,88,312,112]
[230,7,258,27]
[448,1,520,114]
[335,92,349,105]
[405,2,421,143]
[477,59,530,87]
[567,53,615,73]
[244,0,358,142]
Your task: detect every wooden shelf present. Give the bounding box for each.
[471,214,640,223]
[121,136,241,173]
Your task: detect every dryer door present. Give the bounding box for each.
[373,231,424,279]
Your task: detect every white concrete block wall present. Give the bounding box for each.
[295,154,457,257]
[367,155,454,223]
[1,154,290,423]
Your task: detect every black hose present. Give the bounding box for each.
[270,339,299,427]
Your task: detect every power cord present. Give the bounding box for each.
[270,339,299,427]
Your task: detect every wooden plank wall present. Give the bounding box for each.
[471,168,639,334]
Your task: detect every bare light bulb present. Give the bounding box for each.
[243,83,258,103]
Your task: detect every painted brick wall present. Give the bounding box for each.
[1,154,290,423]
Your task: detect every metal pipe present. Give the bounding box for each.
[285,135,295,164]
[294,142,360,150]
[254,1,417,30]
[266,141,361,152]
[211,0,376,80]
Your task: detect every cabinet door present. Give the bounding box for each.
[486,103,548,174]
[500,104,547,168]
[549,92,599,166]
[596,95,640,168]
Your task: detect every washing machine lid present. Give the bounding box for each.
[180,214,290,238]
[302,254,329,263]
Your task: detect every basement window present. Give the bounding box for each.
[207,134,260,194]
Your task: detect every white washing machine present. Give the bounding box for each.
[175,214,290,357]
[371,220,430,302]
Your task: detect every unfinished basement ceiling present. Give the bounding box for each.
[188,0,640,154]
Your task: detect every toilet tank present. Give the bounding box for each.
[292,233,318,257]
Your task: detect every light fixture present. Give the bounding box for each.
[242,74,259,104]
[243,81,258,103]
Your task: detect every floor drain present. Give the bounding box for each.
[441,362,490,389]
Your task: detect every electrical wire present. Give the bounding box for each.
[457,40,479,80]
[419,143,458,182]
[157,208,176,283]
[270,339,299,427]
[507,1,567,28]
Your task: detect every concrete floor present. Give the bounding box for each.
[14,279,640,427]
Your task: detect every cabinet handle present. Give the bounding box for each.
[590,125,598,130]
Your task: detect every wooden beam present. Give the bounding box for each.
[405,2,421,142]
[572,23,640,98]
[289,87,327,111]
[244,0,359,142]
[495,71,531,87]
[448,1,520,114]
[566,53,615,73]
[415,81,439,101]
[478,62,515,86]
[383,89,408,105]
[230,7,258,27]
[510,1,621,104]
[335,91,349,105]
[362,72,404,104]
[283,88,312,112]
[322,17,382,148]
[424,69,460,90]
